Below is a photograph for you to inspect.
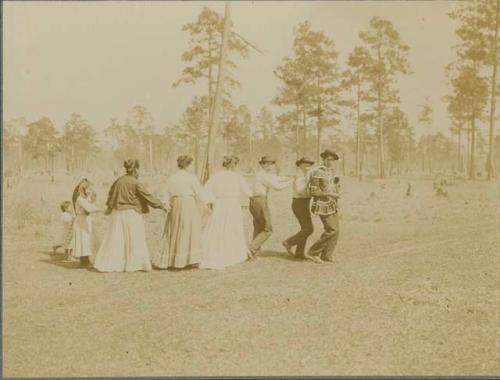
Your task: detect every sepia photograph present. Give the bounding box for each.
[2,0,499,377]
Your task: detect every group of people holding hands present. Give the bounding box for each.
[54,149,342,272]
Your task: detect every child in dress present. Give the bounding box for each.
[71,179,103,267]
[53,201,74,258]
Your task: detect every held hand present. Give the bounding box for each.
[104,208,112,215]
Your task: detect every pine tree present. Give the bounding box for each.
[359,17,411,178]
[449,0,500,180]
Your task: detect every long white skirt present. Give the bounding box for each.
[199,197,248,270]
[94,209,152,272]
[72,214,93,258]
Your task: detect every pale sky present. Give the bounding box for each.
[3,1,460,137]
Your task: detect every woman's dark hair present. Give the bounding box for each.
[222,155,240,169]
[124,159,140,176]
[60,200,72,212]
[177,155,193,169]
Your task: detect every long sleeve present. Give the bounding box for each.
[137,182,163,209]
[77,196,100,213]
[260,171,292,191]
[106,179,117,209]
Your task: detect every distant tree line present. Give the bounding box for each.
[3,2,498,180]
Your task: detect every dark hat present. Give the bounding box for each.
[259,156,276,164]
[296,157,315,167]
[320,149,339,160]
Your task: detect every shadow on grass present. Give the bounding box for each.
[38,258,85,270]
[258,250,298,262]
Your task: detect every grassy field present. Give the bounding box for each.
[2,174,499,376]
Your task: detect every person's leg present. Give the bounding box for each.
[283,199,301,255]
[249,198,263,241]
[294,200,314,258]
[249,198,272,254]
[285,199,303,246]
[306,214,334,263]
[320,214,339,262]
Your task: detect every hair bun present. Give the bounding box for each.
[124,159,139,170]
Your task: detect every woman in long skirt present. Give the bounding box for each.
[94,159,167,272]
[153,155,207,269]
[72,179,103,267]
[200,156,252,270]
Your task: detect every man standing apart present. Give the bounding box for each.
[248,156,293,258]
[282,157,315,259]
[305,149,341,264]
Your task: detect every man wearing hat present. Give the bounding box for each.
[305,149,341,264]
[248,156,293,258]
[282,157,315,258]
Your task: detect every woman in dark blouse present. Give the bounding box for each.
[94,159,168,272]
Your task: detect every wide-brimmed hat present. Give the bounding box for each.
[296,157,315,167]
[259,156,276,165]
[320,149,339,160]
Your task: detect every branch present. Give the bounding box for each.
[231,31,264,55]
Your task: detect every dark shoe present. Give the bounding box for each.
[79,256,91,267]
[321,257,335,264]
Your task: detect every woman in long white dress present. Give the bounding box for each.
[94,159,168,272]
[153,155,207,269]
[200,156,252,270]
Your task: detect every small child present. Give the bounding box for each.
[53,201,74,257]
[72,179,102,267]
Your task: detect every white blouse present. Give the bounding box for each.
[166,169,207,203]
[204,170,252,203]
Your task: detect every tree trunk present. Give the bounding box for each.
[457,127,462,173]
[302,109,307,157]
[376,47,385,179]
[355,79,361,179]
[469,116,476,180]
[466,125,470,174]
[201,2,231,184]
[194,137,200,176]
[208,33,213,121]
[421,145,425,172]
[487,0,499,180]
[295,104,300,160]
[71,145,75,174]
[316,75,322,162]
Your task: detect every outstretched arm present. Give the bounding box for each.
[261,172,293,191]
[137,182,167,211]
[77,196,103,213]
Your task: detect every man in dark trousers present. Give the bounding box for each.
[305,149,341,264]
[282,157,315,258]
[248,156,293,258]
